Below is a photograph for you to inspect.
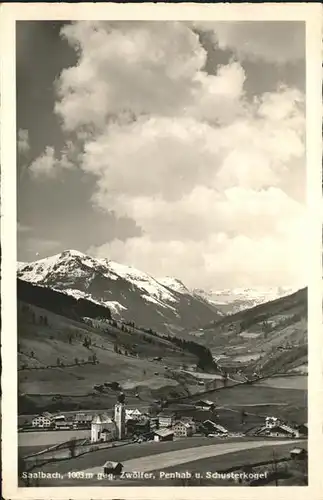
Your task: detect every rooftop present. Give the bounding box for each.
[195,400,215,406]
[290,447,307,454]
[42,412,53,418]
[174,421,193,428]
[154,429,175,438]
[103,461,122,468]
[102,421,117,432]
[75,414,92,421]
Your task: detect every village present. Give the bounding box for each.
[20,393,308,444]
[18,391,308,486]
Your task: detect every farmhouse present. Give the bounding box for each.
[202,420,228,436]
[53,415,66,422]
[103,461,123,477]
[173,420,194,437]
[194,400,216,410]
[31,415,52,428]
[74,413,93,426]
[154,429,174,442]
[256,423,299,438]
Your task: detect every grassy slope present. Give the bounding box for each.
[193,288,307,376]
[18,300,197,412]
[181,382,307,424]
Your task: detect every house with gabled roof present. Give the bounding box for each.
[154,428,174,442]
[173,420,194,437]
[194,399,216,410]
[202,419,228,436]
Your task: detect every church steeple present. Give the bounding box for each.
[114,392,126,440]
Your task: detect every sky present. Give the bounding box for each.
[17,20,306,290]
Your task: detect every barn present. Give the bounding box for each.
[103,461,123,476]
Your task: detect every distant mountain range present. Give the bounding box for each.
[17,250,222,334]
[193,286,300,315]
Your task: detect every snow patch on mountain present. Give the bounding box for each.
[108,261,178,303]
[157,276,190,294]
[53,287,127,315]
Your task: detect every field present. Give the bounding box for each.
[163,440,306,474]
[19,429,90,449]
[188,379,306,405]
[183,379,307,424]
[21,438,306,486]
[130,440,308,486]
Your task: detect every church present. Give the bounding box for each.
[91,393,126,443]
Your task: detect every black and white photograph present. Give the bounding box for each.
[1,3,322,497]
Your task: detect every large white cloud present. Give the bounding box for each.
[35,21,306,289]
[56,21,207,132]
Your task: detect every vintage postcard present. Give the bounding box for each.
[1,2,323,500]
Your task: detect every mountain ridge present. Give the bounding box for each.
[193,286,301,315]
[17,250,222,334]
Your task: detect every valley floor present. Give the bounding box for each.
[20,437,307,487]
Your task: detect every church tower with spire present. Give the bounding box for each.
[114,392,126,440]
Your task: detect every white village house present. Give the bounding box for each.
[31,415,52,428]
[125,408,142,421]
[173,420,194,438]
[255,417,300,438]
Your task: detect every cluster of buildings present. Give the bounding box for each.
[89,398,226,444]
[28,397,307,447]
[252,417,308,439]
[30,411,92,430]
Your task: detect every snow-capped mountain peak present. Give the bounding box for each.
[17,250,221,332]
